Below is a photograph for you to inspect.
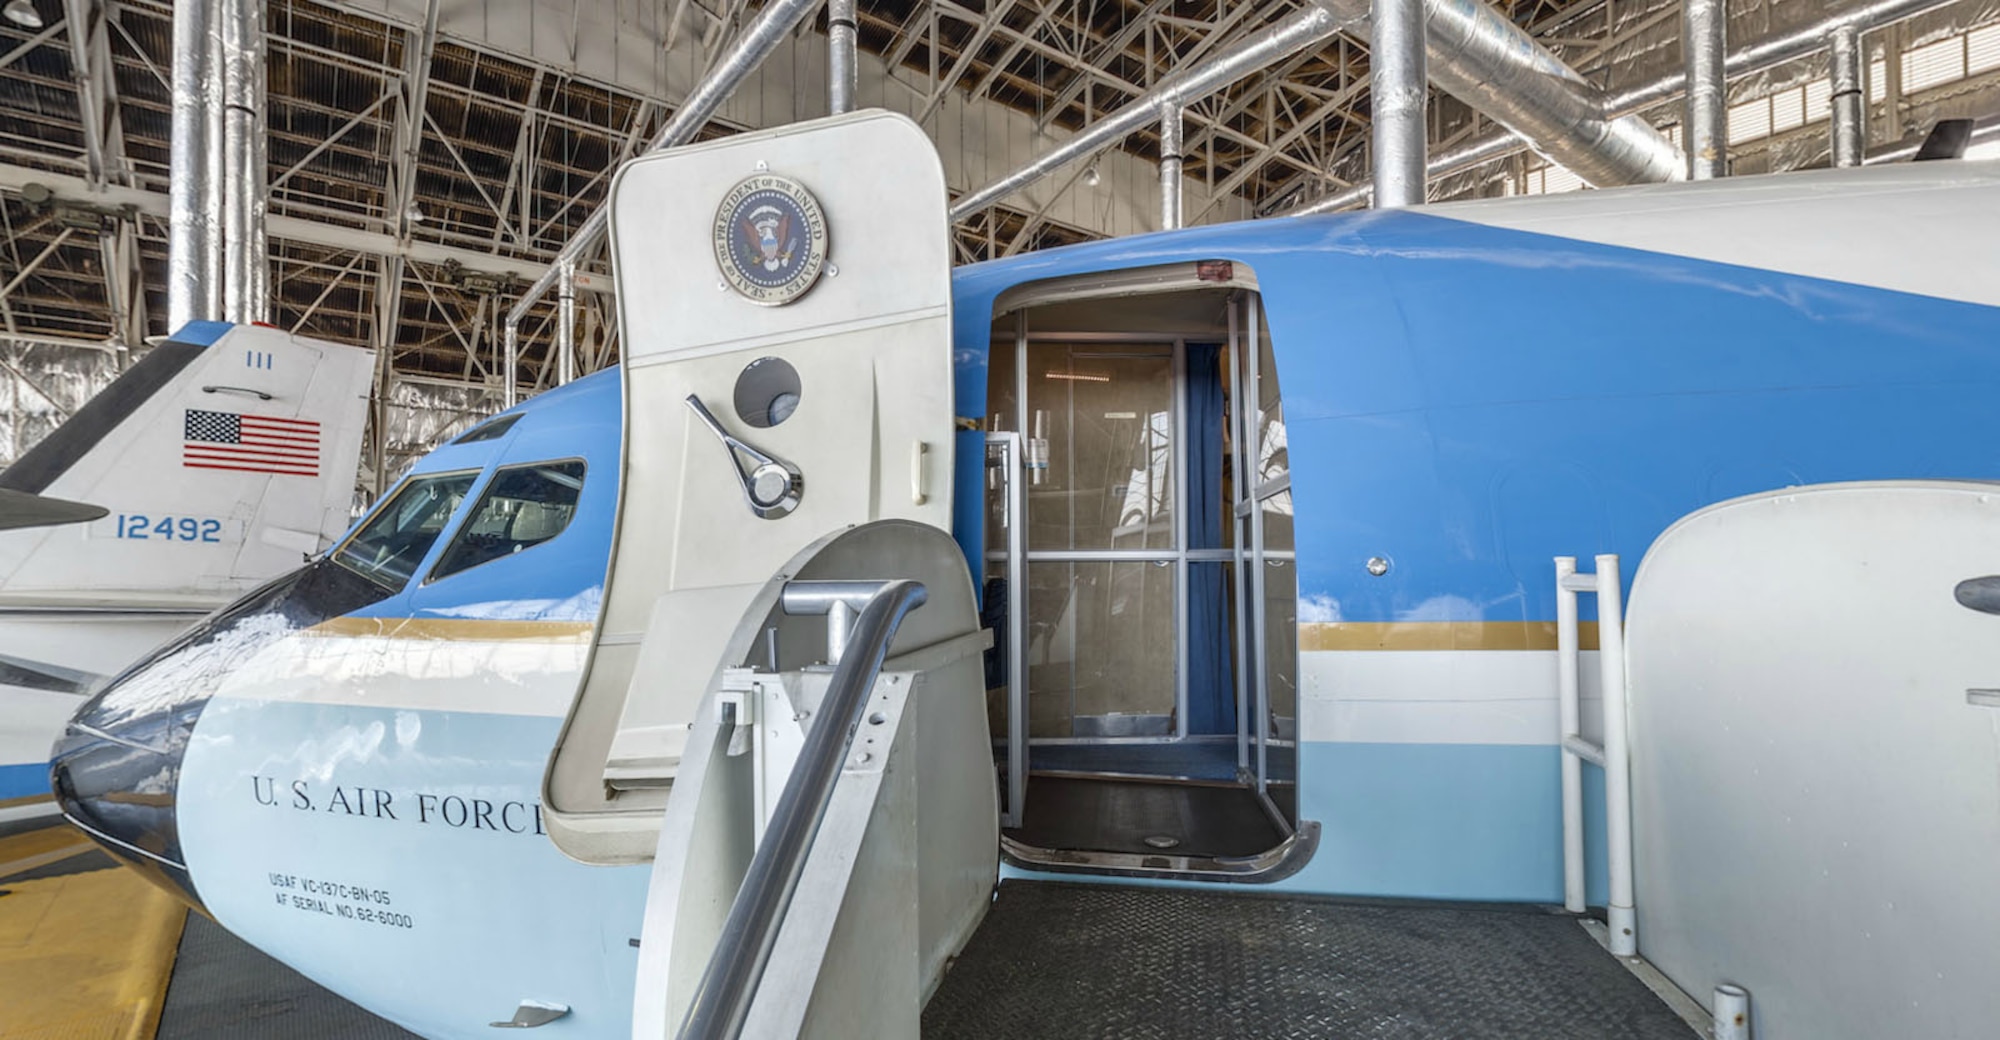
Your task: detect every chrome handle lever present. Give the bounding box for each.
[489,1000,569,1028]
[685,394,804,519]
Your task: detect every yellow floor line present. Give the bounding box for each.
[0,857,187,1040]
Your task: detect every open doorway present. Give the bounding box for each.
[982,261,1305,880]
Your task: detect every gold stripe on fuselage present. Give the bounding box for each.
[1298,621,1601,652]
[306,617,1594,650]
[304,617,595,643]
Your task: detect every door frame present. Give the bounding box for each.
[983,275,1299,838]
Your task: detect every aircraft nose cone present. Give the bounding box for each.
[49,558,402,909]
[50,666,206,905]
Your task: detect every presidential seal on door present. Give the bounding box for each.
[713,173,830,306]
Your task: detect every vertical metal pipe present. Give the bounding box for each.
[1684,0,1727,180]
[205,4,225,311]
[168,0,220,329]
[1597,553,1635,957]
[221,0,268,322]
[1830,24,1866,167]
[556,260,576,386]
[1158,102,1183,230]
[1714,984,1752,1040]
[246,0,268,322]
[824,599,855,665]
[1370,0,1428,207]
[1246,299,1269,793]
[503,320,519,408]
[63,0,107,186]
[827,0,857,115]
[1555,556,1586,915]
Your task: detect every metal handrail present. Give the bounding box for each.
[675,579,929,1040]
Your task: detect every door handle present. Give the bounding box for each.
[490,1000,568,1028]
[1954,576,2000,615]
[685,394,803,519]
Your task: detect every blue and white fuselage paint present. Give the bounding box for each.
[52,373,647,1038]
[49,160,2000,1039]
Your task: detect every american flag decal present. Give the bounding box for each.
[183,409,320,477]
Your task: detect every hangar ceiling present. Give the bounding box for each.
[0,0,1992,484]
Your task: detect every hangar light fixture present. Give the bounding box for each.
[3,0,42,28]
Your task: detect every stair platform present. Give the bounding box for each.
[922,880,1698,1039]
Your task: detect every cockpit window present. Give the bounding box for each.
[451,414,521,444]
[428,460,586,581]
[333,472,479,589]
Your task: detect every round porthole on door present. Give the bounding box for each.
[733,356,802,429]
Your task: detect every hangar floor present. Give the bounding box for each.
[0,813,416,1040]
[5,814,1700,1039]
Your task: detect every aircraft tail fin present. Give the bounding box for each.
[0,321,375,599]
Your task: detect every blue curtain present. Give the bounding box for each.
[1185,344,1235,735]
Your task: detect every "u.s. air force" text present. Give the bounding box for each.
[250,776,546,835]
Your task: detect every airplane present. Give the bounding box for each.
[44,111,2000,1039]
[0,322,371,823]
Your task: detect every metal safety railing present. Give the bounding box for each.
[1555,554,1635,957]
[674,579,928,1040]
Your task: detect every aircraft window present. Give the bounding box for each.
[452,415,521,444]
[428,460,587,581]
[333,472,480,589]
[733,356,802,428]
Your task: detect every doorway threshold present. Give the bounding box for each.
[1001,775,1317,883]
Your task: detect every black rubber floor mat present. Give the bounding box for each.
[1004,776,1286,858]
[156,913,421,1040]
[922,881,1697,1039]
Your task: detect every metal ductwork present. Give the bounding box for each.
[555,260,576,386]
[167,0,220,330]
[948,5,1353,222]
[829,0,858,115]
[220,0,268,324]
[1314,0,1683,189]
[501,0,826,406]
[1370,0,1428,207]
[169,0,269,328]
[1289,0,1964,216]
[1605,0,1957,115]
[1159,103,1185,229]
[1830,25,1866,168]
[1684,0,1726,180]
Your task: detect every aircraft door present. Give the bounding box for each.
[981,269,1311,879]
[542,112,960,864]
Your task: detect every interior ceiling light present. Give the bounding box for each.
[1082,164,1101,187]
[1045,371,1110,382]
[404,201,426,224]
[3,0,43,28]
